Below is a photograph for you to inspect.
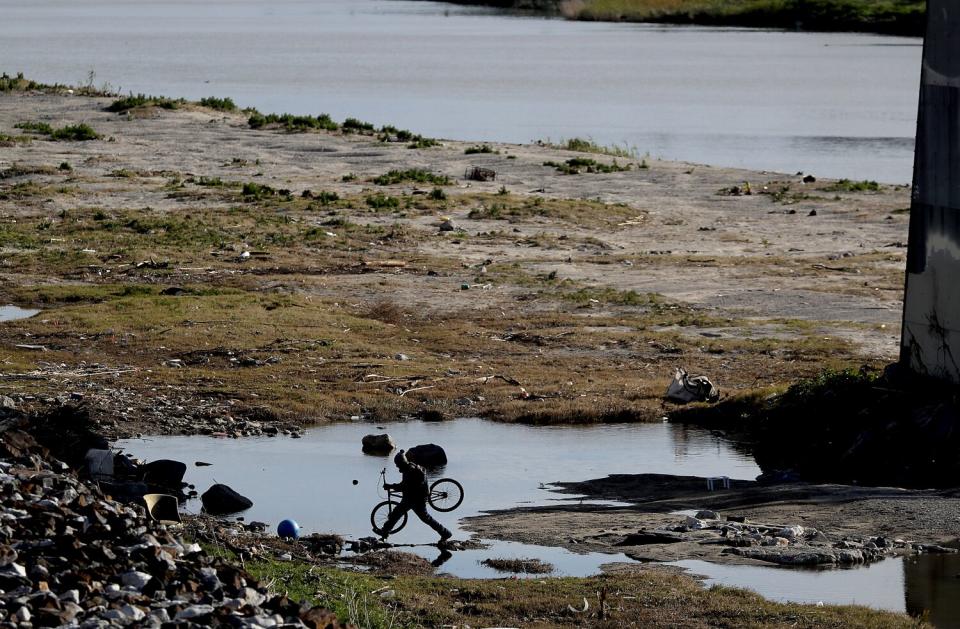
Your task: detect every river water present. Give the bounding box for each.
[3,0,920,182]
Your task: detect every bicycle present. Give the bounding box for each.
[369,468,464,535]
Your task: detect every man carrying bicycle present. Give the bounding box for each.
[374,449,452,544]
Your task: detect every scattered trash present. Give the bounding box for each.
[142,493,181,523]
[706,476,731,491]
[277,519,301,539]
[664,367,720,404]
[567,596,590,613]
[14,344,47,352]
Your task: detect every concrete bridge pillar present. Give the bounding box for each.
[901,1,960,381]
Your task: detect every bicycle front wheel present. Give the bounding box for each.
[428,478,464,512]
[371,500,407,533]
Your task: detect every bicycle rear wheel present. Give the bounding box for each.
[370,500,407,533]
[428,478,464,512]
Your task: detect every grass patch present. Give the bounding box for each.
[365,193,401,210]
[242,182,292,200]
[408,137,441,149]
[372,169,451,186]
[106,93,184,113]
[342,117,376,134]
[551,137,639,159]
[14,121,99,141]
[248,112,339,132]
[199,96,237,111]
[228,553,924,629]
[465,144,498,155]
[543,157,631,174]
[825,178,882,192]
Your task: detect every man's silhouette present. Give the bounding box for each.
[374,449,452,544]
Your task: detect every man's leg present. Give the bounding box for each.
[376,501,411,538]
[411,503,452,541]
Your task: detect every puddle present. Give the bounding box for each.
[0,305,40,322]
[116,419,960,619]
[672,555,960,626]
[117,418,757,576]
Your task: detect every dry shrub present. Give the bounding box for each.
[364,299,405,324]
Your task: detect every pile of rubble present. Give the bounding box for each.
[0,408,351,627]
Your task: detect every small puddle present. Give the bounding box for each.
[0,305,40,322]
[117,418,757,577]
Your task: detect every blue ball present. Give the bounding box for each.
[277,519,300,539]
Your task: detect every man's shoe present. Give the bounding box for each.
[439,531,453,544]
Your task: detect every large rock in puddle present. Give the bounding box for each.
[201,483,253,515]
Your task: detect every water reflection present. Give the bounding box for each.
[904,554,960,627]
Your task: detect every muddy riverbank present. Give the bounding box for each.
[0,87,911,439]
[465,473,960,566]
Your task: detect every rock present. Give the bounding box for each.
[695,510,720,520]
[175,605,215,620]
[361,433,395,455]
[141,459,187,490]
[406,443,447,467]
[201,483,253,515]
[439,219,456,232]
[777,525,805,539]
[120,570,152,591]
